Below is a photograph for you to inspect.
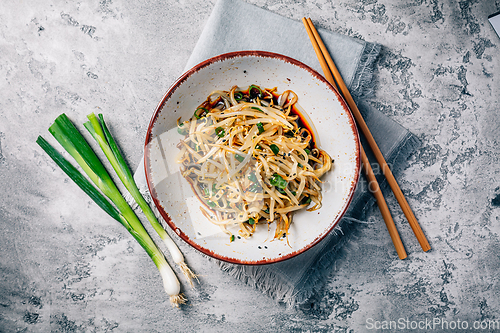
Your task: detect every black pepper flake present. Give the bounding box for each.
[258,246,262,249]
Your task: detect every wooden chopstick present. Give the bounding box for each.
[360,145,407,259]
[301,18,406,259]
[303,17,430,253]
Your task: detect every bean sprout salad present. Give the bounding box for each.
[176,85,332,243]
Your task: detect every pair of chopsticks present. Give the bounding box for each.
[302,18,431,259]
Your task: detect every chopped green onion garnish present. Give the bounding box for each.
[235,154,245,162]
[270,144,280,155]
[305,148,311,155]
[215,126,225,138]
[248,183,260,192]
[234,92,243,101]
[248,172,258,183]
[255,144,262,150]
[270,173,287,189]
[203,187,210,197]
[249,84,262,99]
[230,235,235,242]
[301,196,312,205]
[207,200,216,208]
[194,107,209,119]
[256,122,264,134]
[177,122,188,135]
[251,107,263,112]
[248,218,255,225]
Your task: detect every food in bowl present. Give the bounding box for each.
[145,51,360,264]
[175,84,332,244]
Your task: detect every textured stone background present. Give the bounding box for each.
[1,0,499,332]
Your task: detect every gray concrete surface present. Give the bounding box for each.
[1,0,500,332]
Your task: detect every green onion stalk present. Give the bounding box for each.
[36,114,186,307]
[84,113,197,286]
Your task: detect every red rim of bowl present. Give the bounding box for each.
[144,50,360,265]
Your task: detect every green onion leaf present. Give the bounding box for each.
[230,235,235,242]
[40,113,189,305]
[36,136,123,224]
[248,218,255,225]
[235,154,245,162]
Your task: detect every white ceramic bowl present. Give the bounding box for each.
[144,51,360,265]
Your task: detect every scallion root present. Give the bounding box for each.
[170,294,187,308]
[178,261,199,287]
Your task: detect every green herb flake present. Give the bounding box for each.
[230,235,235,242]
[270,144,280,155]
[249,85,262,99]
[177,122,188,135]
[215,126,225,138]
[234,92,243,101]
[235,154,245,162]
[256,122,264,134]
[270,173,287,189]
[194,107,209,119]
[248,218,255,225]
[301,196,312,205]
[247,172,258,183]
[248,183,260,192]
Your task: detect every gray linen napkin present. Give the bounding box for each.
[133,0,421,306]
